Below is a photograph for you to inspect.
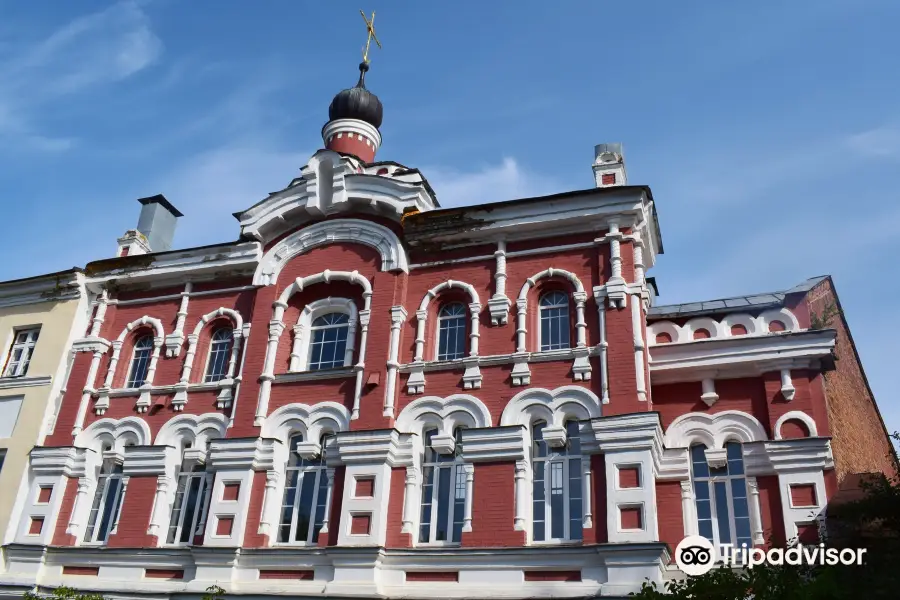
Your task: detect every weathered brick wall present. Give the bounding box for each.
[804,278,897,483]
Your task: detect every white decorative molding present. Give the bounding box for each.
[500,385,601,428]
[164,282,192,357]
[488,240,511,325]
[0,269,82,309]
[383,306,407,419]
[322,119,382,150]
[174,307,246,411]
[648,307,803,346]
[261,402,351,447]
[290,298,358,372]
[74,416,152,453]
[255,270,372,427]
[237,151,436,244]
[409,280,482,394]
[649,329,836,384]
[663,410,768,450]
[396,394,492,437]
[458,425,527,462]
[774,410,819,440]
[95,316,165,414]
[255,219,409,285]
[514,268,591,384]
[155,412,229,451]
[594,223,628,309]
[0,375,52,390]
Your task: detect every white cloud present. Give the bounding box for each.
[159,145,308,247]
[0,1,161,151]
[846,124,900,159]
[423,157,564,208]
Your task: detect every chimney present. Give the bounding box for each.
[116,195,183,257]
[593,143,627,188]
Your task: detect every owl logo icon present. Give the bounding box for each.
[675,535,717,576]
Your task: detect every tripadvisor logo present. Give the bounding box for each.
[675,535,867,576]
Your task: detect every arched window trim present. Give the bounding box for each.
[418,427,468,546]
[290,297,359,372]
[537,290,572,352]
[125,334,154,388]
[435,302,467,362]
[276,432,334,546]
[689,441,753,549]
[516,268,587,354]
[414,280,481,363]
[202,327,233,383]
[530,419,585,544]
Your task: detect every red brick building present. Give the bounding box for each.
[0,62,894,598]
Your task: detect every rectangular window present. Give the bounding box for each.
[419,463,466,544]
[166,469,210,545]
[2,328,40,378]
[691,443,752,549]
[0,397,23,438]
[84,464,125,544]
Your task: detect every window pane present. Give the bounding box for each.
[714,481,732,545]
[294,472,317,542]
[539,292,570,351]
[726,442,744,475]
[452,465,466,543]
[97,477,122,542]
[178,476,203,543]
[309,313,350,370]
[690,446,710,478]
[435,466,451,541]
[550,462,565,539]
[312,472,329,541]
[731,478,748,501]
[419,466,434,543]
[204,329,232,383]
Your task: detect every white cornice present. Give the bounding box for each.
[208,437,280,471]
[0,271,82,309]
[744,438,834,475]
[0,375,51,390]
[458,426,527,462]
[649,330,836,384]
[29,446,88,477]
[237,150,437,244]
[85,242,261,287]
[329,429,414,467]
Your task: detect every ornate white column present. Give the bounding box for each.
[352,310,371,420]
[632,234,645,286]
[609,222,623,280]
[746,477,764,545]
[488,240,511,325]
[383,306,407,418]
[515,298,528,353]
[89,289,109,337]
[136,337,164,412]
[318,468,336,536]
[66,477,93,537]
[289,324,305,371]
[462,464,475,533]
[594,292,610,404]
[258,470,281,540]
[631,292,647,402]
[147,475,171,538]
[574,292,588,348]
[401,467,419,535]
[413,310,427,361]
[680,480,696,537]
[514,460,529,532]
[165,282,192,357]
[72,350,104,436]
[581,455,593,529]
[254,301,287,426]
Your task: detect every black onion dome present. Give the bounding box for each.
[328,62,383,129]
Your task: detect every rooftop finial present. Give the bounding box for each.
[360,9,382,66]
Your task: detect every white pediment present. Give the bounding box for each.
[236,150,438,243]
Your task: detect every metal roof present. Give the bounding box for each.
[648,276,828,320]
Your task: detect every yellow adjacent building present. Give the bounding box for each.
[0,269,89,547]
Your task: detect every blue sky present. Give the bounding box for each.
[1,1,898,437]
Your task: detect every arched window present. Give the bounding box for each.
[691,442,752,548]
[437,303,466,361]
[308,314,350,371]
[204,328,233,383]
[532,420,582,542]
[166,451,212,546]
[419,428,466,544]
[84,457,125,544]
[278,433,331,544]
[539,291,570,351]
[126,334,154,388]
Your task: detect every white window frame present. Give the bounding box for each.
[308,314,351,371]
[2,327,40,378]
[290,298,358,372]
[83,461,126,545]
[166,465,212,546]
[435,302,467,362]
[125,334,154,388]
[538,291,571,352]
[203,327,233,383]
[277,434,332,546]
[418,429,467,546]
[690,442,752,549]
[531,420,583,544]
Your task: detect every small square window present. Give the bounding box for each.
[37,486,53,503]
[601,173,616,185]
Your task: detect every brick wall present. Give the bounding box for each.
[461,462,525,547]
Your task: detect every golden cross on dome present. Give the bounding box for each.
[360,9,382,65]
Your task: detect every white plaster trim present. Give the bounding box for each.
[773,411,819,440]
[0,375,51,390]
[322,118,382,149]
[500,385,601,428]
[255,219,408,285]
[155,412,228,451]
[261,402,351,447]
[396,394,492,439]
[663,411,768,450]
[648,307,802,346]
[291,298,358,372]
[74,416,152,453]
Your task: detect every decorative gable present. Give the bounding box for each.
[236,150,438,244]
